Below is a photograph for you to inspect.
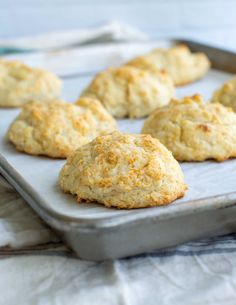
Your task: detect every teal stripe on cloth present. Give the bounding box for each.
[0,47,35,55]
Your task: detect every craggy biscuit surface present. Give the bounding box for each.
[0,59,61,107]
[59,132,187,209]
[211,76,236,112]
[142,94,236,162]
[7,98,117,158]
[126,44,210,86]
[80,66,175,118]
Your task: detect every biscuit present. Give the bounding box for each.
[59,132,187,209]
[142,94,236,162]
[80,66,175,118]
[126,44,210,86]
[211,77,236,112]
[7,98,117,158]
[0,59,62,107]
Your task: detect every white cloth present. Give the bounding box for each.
[1,176,236,305]
[0,176,59,249]
[0,21,147,52]
[1,247,236,305]
[1,23,236,305]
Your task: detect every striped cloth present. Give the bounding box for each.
[1,175,236,305]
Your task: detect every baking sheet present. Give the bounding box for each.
[0,49,235,223]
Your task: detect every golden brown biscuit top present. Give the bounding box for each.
[83,65,172,87]
[0,59,54,82]
[126,45,210,86]
[142,94,236,162]
[128,44,208,68]
[81,65,175,118]
[63,131,184,191]
[211,76,236,111]
[19,98,116,134]
[59,131,187,208]
[7,98,117,158]
[217,77,236,94]
[152,94,236,125]
[0,59,62,107]
[74,97,116,122]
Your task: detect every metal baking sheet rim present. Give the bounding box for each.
[1,153,236,233]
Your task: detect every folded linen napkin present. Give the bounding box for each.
[0,21,147,54]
